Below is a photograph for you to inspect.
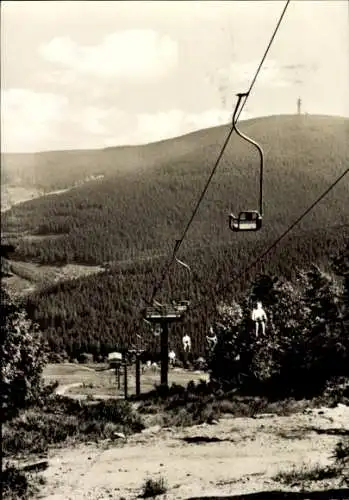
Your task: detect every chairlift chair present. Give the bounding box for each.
[173,249,192,312]
[229,210,262,232]
[143,241,192,320]
[229,92,264,232]
[175,299,190,313]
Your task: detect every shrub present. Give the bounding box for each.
[140,476,167,498]
[80,399,145,433]
[334,438,349,465]
[1,462,44,500]
[1,286,48,422]
[2,464,30,499]
[334,438,349,485]
[3,396,144,457]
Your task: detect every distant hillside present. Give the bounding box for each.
[2,114,349,267]
[2,114,348,190]
[2,122,233,191]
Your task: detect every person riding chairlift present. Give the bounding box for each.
[251,301,267,337]
[182,334,191,353]
[168,349,176,367]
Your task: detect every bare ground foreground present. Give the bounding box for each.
[30,403,349,500]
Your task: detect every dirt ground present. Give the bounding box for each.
[36,403,348,500]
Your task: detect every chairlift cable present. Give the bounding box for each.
[192,166,349,312]
[148,0,291,305]
[234,0,291,124]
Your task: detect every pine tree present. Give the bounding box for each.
[297,264,348,389]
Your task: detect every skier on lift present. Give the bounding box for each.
[169,349,176,367]
[251,301,267,337]
[182,333,191,353]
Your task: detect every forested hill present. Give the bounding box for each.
[2,114,348,358]
[2,114,348,190]
[25,226,349,358]
[2,114,349,266]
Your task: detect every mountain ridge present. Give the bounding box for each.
[2,114,348,267]
[2,114,348,191]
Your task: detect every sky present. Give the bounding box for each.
[1,0,348,153]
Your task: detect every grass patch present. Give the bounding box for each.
[140,476,167,498]
[274,463,340,486]
[3,395,144,458]
[135,379,342,428]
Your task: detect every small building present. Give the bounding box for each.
[108,352,123,369]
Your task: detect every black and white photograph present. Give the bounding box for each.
[1,1,349,499]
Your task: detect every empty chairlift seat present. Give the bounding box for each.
[229,211,263,232]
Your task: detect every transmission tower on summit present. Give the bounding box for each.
[297,97,302,115]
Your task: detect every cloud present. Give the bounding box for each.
[39,30,178,81]
[101,107,253,148]
[76,106,109,135]
[131,108,236,145]
[71,106,129,136]
[1,88,68,152]
[214,59,293,92]
[38,68,79,86]
[1,86,250,153]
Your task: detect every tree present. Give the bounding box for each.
[209,261,349,398]
[249,276,310,390]
[1,284,48,421]
[298,264,348,383]
[331,244,349,331]
[209,274,309,391]
[209,301,244,386]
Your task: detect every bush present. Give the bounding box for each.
[80,399,145,433]
[2,464,30,499]
[3,396,145,457]
[140,476,167,498]
[334,438,349,485]
[1,462,44,500]
[334,439,349,465]
[1,286,48,422]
